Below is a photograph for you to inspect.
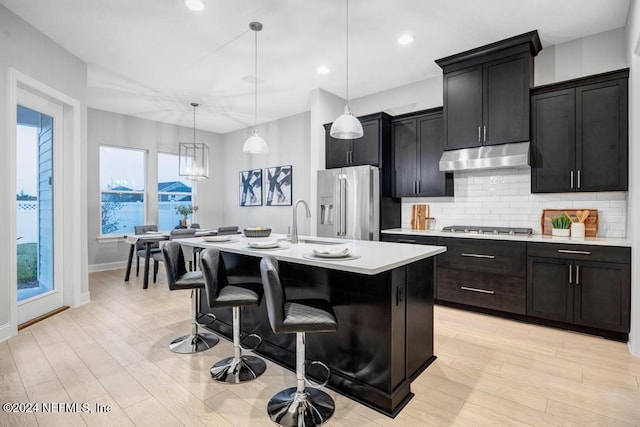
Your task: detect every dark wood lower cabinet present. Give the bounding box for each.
[527,257,630,334]
[381,233,632,340]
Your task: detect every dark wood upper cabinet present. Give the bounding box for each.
[531,69,629,193]
[436,31,541,150]
[324,112,391,169]
[391,108,453,197]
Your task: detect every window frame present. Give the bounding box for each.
[99,145,147,236]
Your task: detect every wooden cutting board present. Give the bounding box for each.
[411,204,429,230]
[541,209,599,237]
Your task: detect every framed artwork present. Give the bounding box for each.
[265,165,292,206]
[239,169,262,206]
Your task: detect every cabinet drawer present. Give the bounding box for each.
[527,242,630,264]
[437,237,526,277]
[381,234,438,246]
[437,268,526,314]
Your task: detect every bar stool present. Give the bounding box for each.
[199,248,267,383]
[259,256,338,426]
[162,241,219,354]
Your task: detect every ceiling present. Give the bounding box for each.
[0,0,630,134]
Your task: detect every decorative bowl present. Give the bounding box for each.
[243,228,272,238]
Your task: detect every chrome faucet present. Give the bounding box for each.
[291,199,311,243]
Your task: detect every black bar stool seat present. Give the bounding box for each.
[260,256,338,427]
[200,248,267,384]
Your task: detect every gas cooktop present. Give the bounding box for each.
[442,225,533,236]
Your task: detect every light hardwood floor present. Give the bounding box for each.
[1,267,639,426]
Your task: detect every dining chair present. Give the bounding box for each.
[152,228,196,283]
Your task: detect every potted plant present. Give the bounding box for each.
[175,204,198,227]
[551,213,571,237]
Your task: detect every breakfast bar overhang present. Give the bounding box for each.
[177,236,445,417]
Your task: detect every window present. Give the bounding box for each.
[100,146,145,234]
[158,153,193,230]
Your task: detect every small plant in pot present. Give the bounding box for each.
[551,213,571,237]
[175,204,198,227]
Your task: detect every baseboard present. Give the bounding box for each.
[79,291,91,306]
[0,322,17,343]
[89,261,127,272]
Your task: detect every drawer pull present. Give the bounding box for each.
[397,239,416,244]
[558,249,591,255]
[460,286,495,295]
[461,253,495,259]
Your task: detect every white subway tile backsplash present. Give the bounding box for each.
[402,168,627,237]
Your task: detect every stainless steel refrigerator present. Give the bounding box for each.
[317,165,380,240]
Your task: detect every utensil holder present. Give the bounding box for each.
[571,222,585,239]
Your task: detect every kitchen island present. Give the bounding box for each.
[177,235,445,417]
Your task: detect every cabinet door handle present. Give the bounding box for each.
[346,151,349,164]
[558,249,591,255]
[483,126,487,142]
[397,239,416,244]
[396,285,404,305]
[570,170,574,189]
[460,286,495,295]
[568,264,572,284]
[576,265,580,285]
[416,180,420,194]
[461,253,495,259]
[478,126,481,143]
[577,170,581,189]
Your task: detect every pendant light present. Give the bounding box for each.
[243,22,269,154]
[330,0,363,139]
[179,102,209,180]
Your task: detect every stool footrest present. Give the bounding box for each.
[240,333,263,352]
[304,360,331,388]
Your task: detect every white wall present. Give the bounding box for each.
[401,169,627,238]
[625,1,640,355]
[0,5,88,340]
[87,108,224,269]
[217,112,311,235]
[536,28,628,86]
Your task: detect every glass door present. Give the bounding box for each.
[16,89,63,324]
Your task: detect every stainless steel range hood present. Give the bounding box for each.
[439,141,530,172]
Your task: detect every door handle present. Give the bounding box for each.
[577,170,581,189]
[340,176,347,236]
[416,180,420,194]
[576,265,580,285]
[568,264,572,284]
[570,170,574,189]
[483,126,486,142]
[335,175,341,236]
[396,285,404,305]
[397,239,416,244]
[478,126,481,143]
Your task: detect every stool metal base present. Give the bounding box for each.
[267,387,335,426]
[169,332,219,354]
[210,355,266,384]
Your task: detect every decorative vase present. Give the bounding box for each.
[181,217,191,228]
[551,228,570,237]
[571,222,585,239]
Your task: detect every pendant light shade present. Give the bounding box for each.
[179,103,209,180]
[330,0,363,139]
[243,129,269,154]
[243,22,269,154]
[330,104,363,139]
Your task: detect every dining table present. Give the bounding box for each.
[123,230,215,289]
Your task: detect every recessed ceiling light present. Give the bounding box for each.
[398,34,414,45]
[184,0,205,12]
[317,66,330,75]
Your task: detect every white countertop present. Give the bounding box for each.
[176,233,446,275]
[382,228,632,247]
